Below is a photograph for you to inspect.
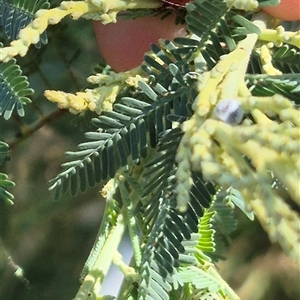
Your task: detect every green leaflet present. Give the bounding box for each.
[248,73,300,104]
[257,0,280,7]
[273,45,300,74]
[0,141,15,204]
[0,59,33,119]
[0,173,15,205]
[179,266,220,293]
[185,0,228,48]
[0,0,49,46]
[0,140,10,164]
[0,0,50,120]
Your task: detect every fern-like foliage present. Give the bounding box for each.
[0,0,49,46]
[0,58,33,119]
[245,42,300,103]
[0,0,295,298]
[0,172,15,204]
[0,140,9,164]
[49,1,290,298]
[0,0,50,120]
[137,130,214,299]
[211,199,237,260]
[49,1,241,299]
[247,74,300,103]
[247,46,300,104]
[0,141,15,204]
[273,44,300,73]
[49,55,198,200]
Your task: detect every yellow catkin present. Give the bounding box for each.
[0,0,162,63]
[260,45,282,75]
[176,31,300,262]
[259,26,300,48]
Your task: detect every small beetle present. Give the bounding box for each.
[214,99,244,125]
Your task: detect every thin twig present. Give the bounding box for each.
[8,109,68,150]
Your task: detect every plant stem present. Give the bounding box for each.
[207,266,240,300]
[74,210,126,300]
[115,255,136,300]
[8,109,67,149]
[79,201,113,282]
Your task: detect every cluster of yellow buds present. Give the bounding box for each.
[0,1,100,62]
[259,25,300,48]
[44,90,97,114]
[44,69,144,114]
[176,32,300,262]
[0,0,161,63]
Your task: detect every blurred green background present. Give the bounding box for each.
[0,3,299,300]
